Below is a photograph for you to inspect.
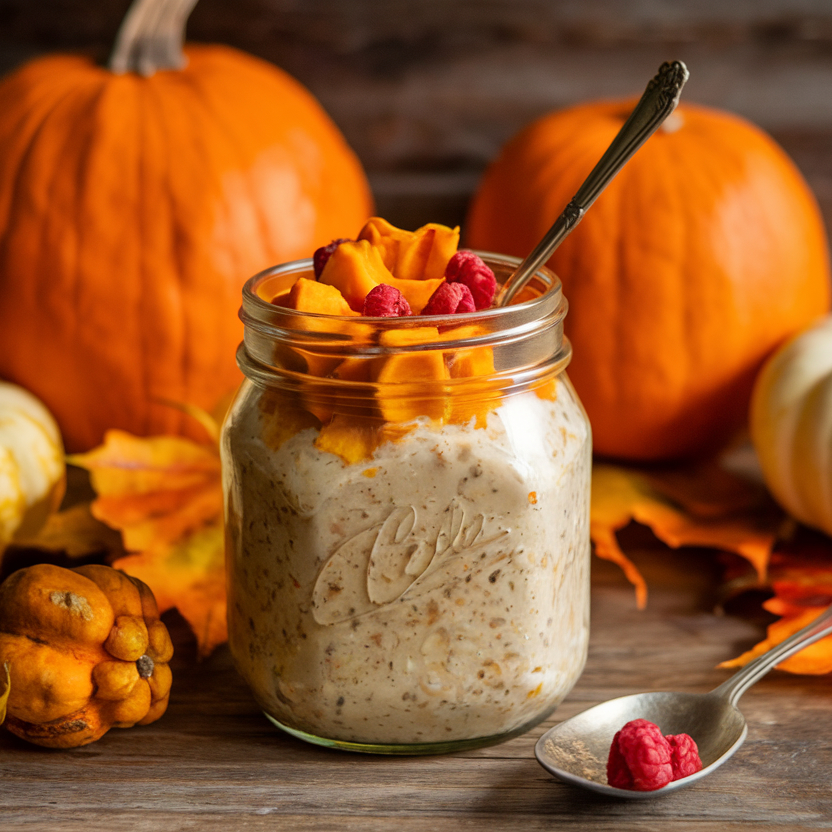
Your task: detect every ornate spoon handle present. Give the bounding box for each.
[495,60,689,307]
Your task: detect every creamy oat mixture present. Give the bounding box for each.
[222,379,591,746]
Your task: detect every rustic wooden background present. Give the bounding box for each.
[2,0,831,234]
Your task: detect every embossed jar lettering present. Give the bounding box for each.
[313,502,510,625]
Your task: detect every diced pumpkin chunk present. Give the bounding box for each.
[534,377,559,401]
[332,357,373,383]
[390,277,446,314]
[374,327,449,423]
[315,416,382,465]
[275,279,359,381]
[358,217,460,282]
[448,345,495,379]
[378,327,442,350]
[318,238,445,315]
[313,416,420,465]
[284,277,359,317]
[319,240,393,312]
[447,346,499,427]
[375,351,447,387]
[357,217,411,273]
[258,392,320,451]
[442,323,495,379]
[303,357,376,426]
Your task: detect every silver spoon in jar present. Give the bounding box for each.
[535,604,832,798]
[495,59,689,307]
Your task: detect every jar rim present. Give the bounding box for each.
[240,250,565,339]
[237,250,570,389]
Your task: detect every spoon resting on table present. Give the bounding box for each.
[535,603,832,798]
[495,59,689,307]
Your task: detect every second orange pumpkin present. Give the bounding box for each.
[467,100,831,461]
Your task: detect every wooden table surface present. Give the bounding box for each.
[3,531,830,831]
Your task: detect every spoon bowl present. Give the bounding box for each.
[536,691,747,798]
[535,604,832,797]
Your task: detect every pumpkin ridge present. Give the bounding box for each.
[0,66,89,236]
[180,53,275,272]
[650,128,694,436]
[72,77,147,446]
[182,45,354,254]
[28,78,111,405]
[567,130,626,421]
[208,44,373,239]
[67,79,115,362]
[166,67,251,418]
[672,139,699,439]
[6,622,112,667]
[0,73,104,425]
[52,74,143,449]
[138,76,188,439]
[0,70,101,317]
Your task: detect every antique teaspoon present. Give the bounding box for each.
[535,604,832,798]
[495,59,689,306]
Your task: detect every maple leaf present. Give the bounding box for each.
[591,460,784,608]
[68,428,225,658]
[7,503,123,558]
[720,534,832,674]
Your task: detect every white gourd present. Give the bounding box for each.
[750,316,832,537]
[0,381,65,548]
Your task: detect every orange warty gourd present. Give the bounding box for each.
[467,100,831,461]
[0,563,173,748]
[0,0,373,451]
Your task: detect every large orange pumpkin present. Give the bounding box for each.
[0,0,373,451]
[467,100,831,461]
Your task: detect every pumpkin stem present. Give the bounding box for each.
[109,0,199,76]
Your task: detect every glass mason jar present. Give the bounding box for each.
[221,253,592,755]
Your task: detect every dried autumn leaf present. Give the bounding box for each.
[68,428,225,658]
[591,461,783,608]
[721,536,832,674]
[589,466,656,608]
[8,503,123,558]
[720,604,832,675]
[114,525,226,660]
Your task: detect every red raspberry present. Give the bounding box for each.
[607,719,673,791]
[444,251,497,310]
[606,734,634,790]
[421,281,476,315]
[666,733,703,780]
[313,238,351,278]
[363,284,412,317]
